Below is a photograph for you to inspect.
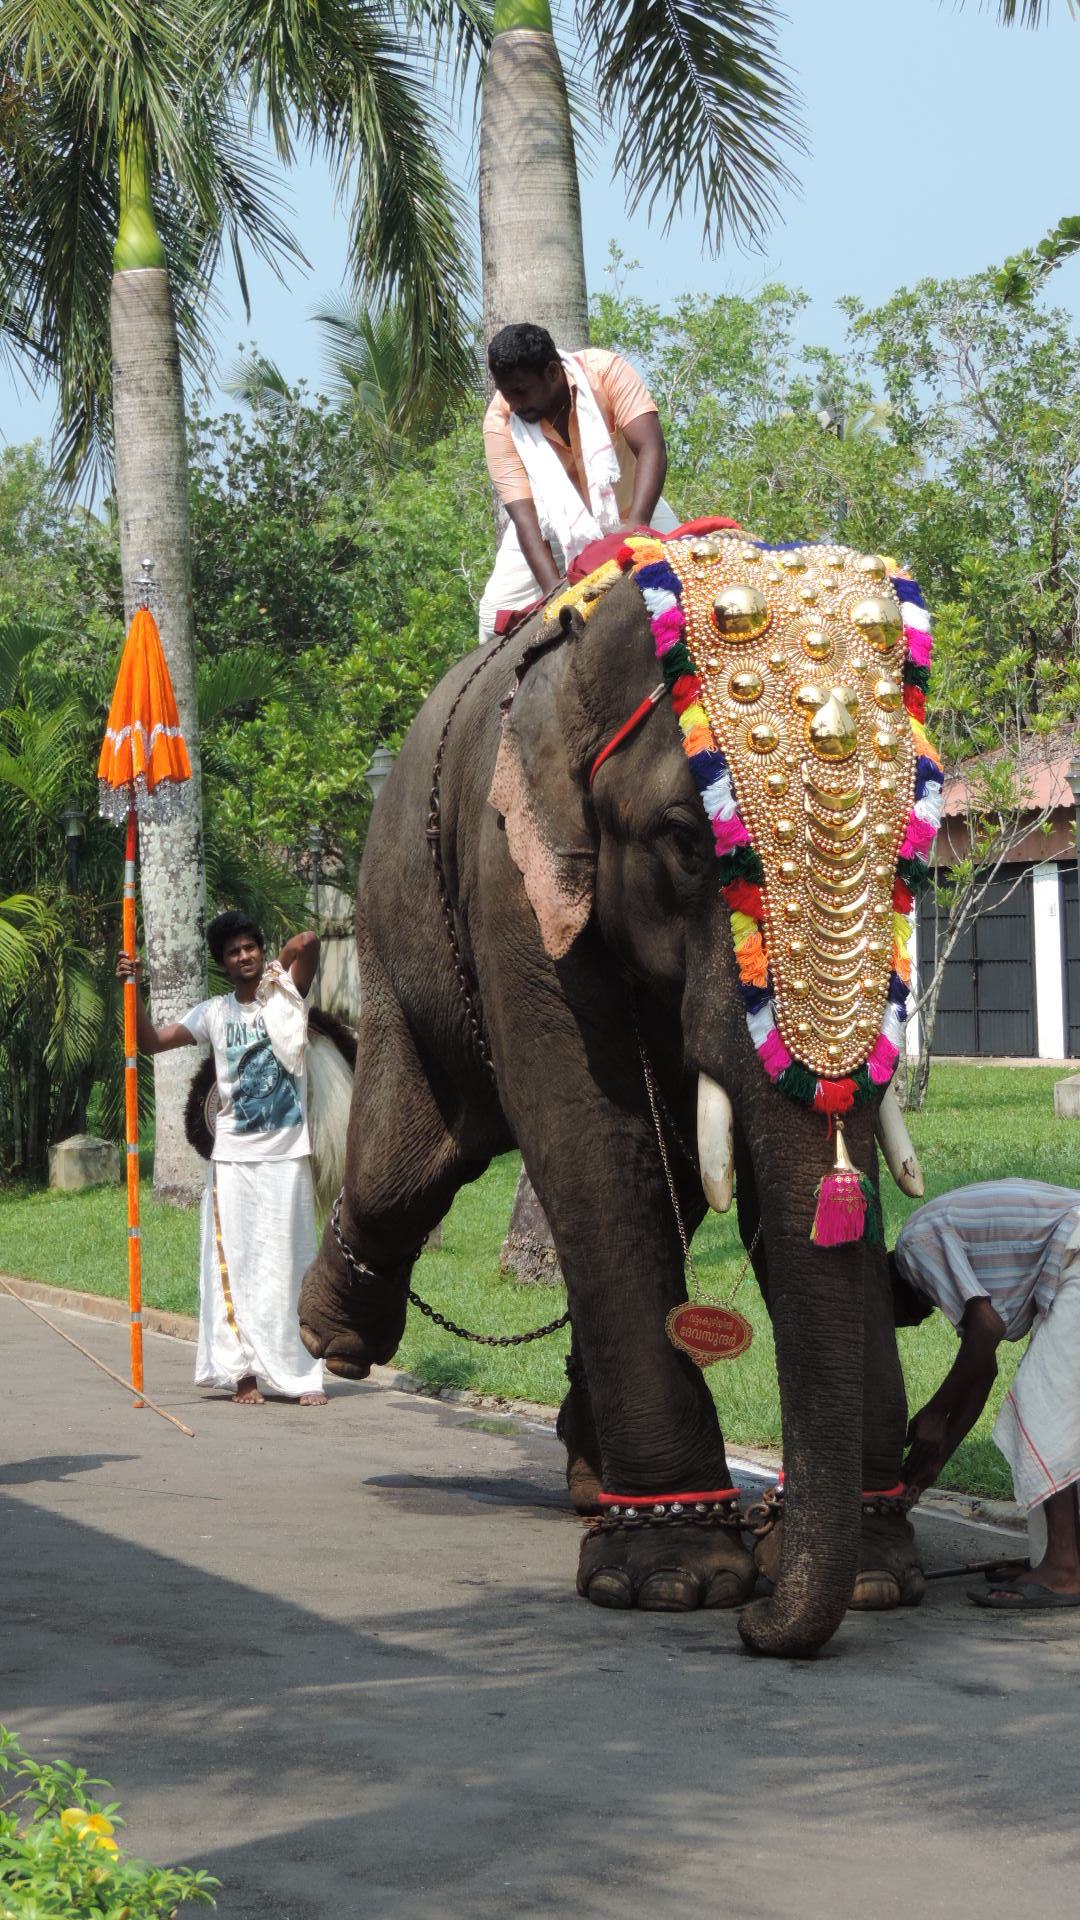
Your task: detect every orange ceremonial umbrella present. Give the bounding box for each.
[98,592,192,1403]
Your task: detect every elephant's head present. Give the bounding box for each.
[490,527,938,1655]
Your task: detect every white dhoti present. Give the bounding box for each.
[993,1239,1080,1517]
[196,1158,324,1397]
[477,495,681,643]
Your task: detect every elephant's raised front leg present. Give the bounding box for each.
[298,952,497,1378]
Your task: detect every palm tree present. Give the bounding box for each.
[478,1,804,350]
[0,0,484,1198]
[227,294,472,469]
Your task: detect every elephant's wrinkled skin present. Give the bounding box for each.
[299,574,921,1657]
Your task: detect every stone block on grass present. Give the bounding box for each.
[1053,1074,1080,1120]
[48,1134,122,1192]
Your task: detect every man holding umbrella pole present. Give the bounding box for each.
[120,911,327,1407]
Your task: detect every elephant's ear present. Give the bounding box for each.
[488,614,595,961]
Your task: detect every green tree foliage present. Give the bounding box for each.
[188,392,491,874]
[0,445,305,1178]
[593,253,1080,760]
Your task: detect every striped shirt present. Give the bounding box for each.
[895,1181,1080,1340]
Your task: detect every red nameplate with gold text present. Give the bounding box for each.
[665,1302,754,1368]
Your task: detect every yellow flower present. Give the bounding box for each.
[58,1808,117,1850]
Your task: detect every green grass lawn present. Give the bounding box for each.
[2,1064,1076,1498]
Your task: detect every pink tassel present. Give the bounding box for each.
[758,1029,794,1077]
[903,625,933,667]
[898,812,936,861]
[810,1120,868,1247]
[712,814,751,852]
[652,607,686,649]
[866,1034,899,1084]
[812,1171,868,1245]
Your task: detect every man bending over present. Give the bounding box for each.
[896,1179,1080,1608]
[478,322,680,642]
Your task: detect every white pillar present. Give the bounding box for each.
[1032,861,1066,1059]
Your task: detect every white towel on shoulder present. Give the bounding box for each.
[254,959,308,1074]
[508,351,622,565]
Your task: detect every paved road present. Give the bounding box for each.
[2,1294,1078,1920]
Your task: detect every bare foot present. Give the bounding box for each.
[233,1375,265,1405]
[298,1391,328,1406]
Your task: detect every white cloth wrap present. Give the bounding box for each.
[195,1159,323,1396]
[993,1224,1080,1511]
[477,495,680,642]
[254,959,308,1075]
[507,352,623,563]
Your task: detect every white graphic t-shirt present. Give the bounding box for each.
[182,992,310,1162]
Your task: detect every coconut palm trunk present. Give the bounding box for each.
[111,127,206,1204]
[478,0,589,351]
[480,1,589,1269]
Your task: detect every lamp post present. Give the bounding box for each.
[308,825,323,1010]
[62,795,85,893]
[365,744,396,805]
[1070,759,1080,1050]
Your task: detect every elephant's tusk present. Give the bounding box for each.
[876,1085,924,1198]
[697,1074,734,1213]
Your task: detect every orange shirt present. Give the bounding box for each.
[483,348,658,515]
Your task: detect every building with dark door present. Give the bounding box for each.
[913,745,1079,1062]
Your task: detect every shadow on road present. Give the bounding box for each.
[4,1468,1080,1918]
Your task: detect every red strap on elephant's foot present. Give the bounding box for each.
[597,1487,740,1508]
[588,1487,743,1537]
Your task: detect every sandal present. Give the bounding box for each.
[969,1579,1080,1611]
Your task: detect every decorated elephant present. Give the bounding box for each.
[298,520,941,1658]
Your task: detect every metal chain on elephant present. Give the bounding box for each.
[634,1019,761,1308]
[425,589,567,1082]
[329,1188,571,1352]
[321,608,572,1352]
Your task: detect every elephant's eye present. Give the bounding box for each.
[658,808,710,879]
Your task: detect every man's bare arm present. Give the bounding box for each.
[622,412,668,528]
[504,497,562,595]
[903,1297,1005,1495]
[116,956,196,1055]
[279,929,320,999]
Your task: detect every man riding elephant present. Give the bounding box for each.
[298,523,938,1659]
[478,322,680,642]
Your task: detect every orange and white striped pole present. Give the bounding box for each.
[122,806,143,1406]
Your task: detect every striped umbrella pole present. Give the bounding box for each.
[122,805,143,1406]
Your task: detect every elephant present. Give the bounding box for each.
[298,522,936,1658]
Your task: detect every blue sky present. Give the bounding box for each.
[3,0,1079,451]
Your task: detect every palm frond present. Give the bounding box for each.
[46,943,104,1078]
[0,891,59,1001]
[223,350,293,412]
[215,1,479,403]
[574,0,805,251]
[0,617,65,708]
[994,1,1066,21]
[396,0,493,97]
[198,647,287,727]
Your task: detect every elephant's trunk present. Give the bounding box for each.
[737,1153,868,1658]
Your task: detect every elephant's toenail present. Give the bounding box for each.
[637,1571,700,1612]
[850,1571,901,1612]
[702,1570,747,1609]
[585,1571,633,1610]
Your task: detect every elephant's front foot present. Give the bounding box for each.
[578,1512,756,1612]
[751,1502,926,1612]
[850,1505,926,1612]
[298,1239,409,1380]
